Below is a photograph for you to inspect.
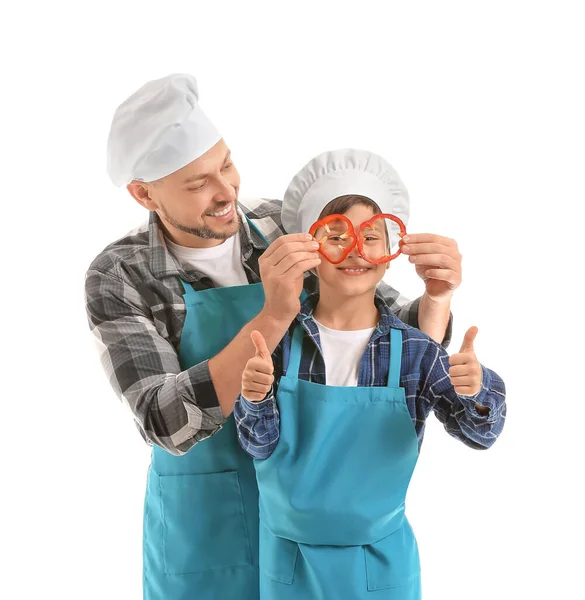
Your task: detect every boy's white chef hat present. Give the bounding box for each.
[106,73,221,186]
[282,149,410,234]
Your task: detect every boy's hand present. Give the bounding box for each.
[448,326,482,396]
[241,330,275,402]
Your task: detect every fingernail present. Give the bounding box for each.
[311,242,320,248]
[403,235,411,243]
[306,234,313,240]
[402,245,410,253]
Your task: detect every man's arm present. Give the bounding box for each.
[397,232,463,347]
[86,267,298,455]
[414,293,453,347]
[85,268,226,456]
[376,281,453,348]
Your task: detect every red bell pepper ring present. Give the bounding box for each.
[309,213,407,265]
[309,214,355,264]
[356,213,407,264]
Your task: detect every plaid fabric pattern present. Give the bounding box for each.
[85,198,436,455]
[234,294,506,459]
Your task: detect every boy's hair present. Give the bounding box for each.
[318,194,390,252]
[318,195,382,220]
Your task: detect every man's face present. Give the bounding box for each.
[133,139,241,247]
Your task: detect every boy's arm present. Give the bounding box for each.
[234,339,284,460]
[234,392,280,459]
[418,338,507,449]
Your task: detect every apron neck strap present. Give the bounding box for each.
[287,326,305,379]
[179,277,198,297]
[387,328,402,388]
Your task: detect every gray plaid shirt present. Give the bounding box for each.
[85,198,451,455]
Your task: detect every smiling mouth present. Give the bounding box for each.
[337,266,371,275]
[207,203,233,217]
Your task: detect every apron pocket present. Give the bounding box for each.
[159,471,252,574]
[364,522,420,591]
[259,521,298,585]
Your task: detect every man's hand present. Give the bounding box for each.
[401,234,462,302]
[241,331,275,402]
[449,326,485,401]
[259,233,321,322]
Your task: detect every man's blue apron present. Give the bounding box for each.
[254,325,422,599]
[143,219,270,599]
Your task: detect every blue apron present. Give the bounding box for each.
[143,220,269,599]
[255,325,422,599]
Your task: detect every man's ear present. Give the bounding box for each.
[127,181,158,211]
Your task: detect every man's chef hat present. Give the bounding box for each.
[282,149,410,234]
[106,73,221,186]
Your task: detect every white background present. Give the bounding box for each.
[2,1,584,598]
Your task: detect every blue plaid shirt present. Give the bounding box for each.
[234,293,506,459]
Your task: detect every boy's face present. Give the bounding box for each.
[315,204,387,298]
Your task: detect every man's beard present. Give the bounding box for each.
[160,202,240,240]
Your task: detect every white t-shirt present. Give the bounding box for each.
[314,319,376,386]
[165,233,249,288]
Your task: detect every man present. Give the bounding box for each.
[85,73,462,600]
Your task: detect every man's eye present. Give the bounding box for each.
[222,162,233,170]
[188,182,206,192]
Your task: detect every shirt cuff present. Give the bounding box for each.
[238,389,276,416]
[455,366,500,423]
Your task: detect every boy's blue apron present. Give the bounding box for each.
[143,219,277,599]
[254,325,422,599]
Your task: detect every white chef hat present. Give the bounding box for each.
[282,149,410,234]
[106,73,221,186]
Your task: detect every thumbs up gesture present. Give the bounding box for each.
[448,326,482,396]
[241,330,275,402]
